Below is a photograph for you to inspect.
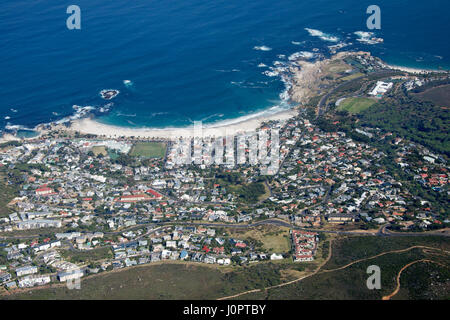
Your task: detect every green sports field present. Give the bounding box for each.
[129,142,167,159]
[338,97,376,114]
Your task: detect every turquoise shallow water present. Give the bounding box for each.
[1,0,449,132]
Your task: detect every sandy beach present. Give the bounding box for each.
[69,108,298,139]
[5,51,446,144]
[0,133,21,143]
[384,63,447,74]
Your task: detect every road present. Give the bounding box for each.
[2,219,449,242]
[316,70,401,117]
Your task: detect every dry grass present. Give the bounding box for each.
[91,146,107,156]
[227,225,291,253]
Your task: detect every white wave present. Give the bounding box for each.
[279,89,290,101]
[263,70,279,77]
[257,63,268,68]
[4,116,10,120]
[231,81,268,89]
[277,54,286,59]
[5,123,34,131]
[150,112,170,118]
[117,112,137,117]
[354,31,383,44]
[70,105,95,119]
[200,102,292,129]
[328,42,350,52]
[201,113,225,121]
[123,80,133,87]
[288,51,315,61]
[54,105,96,124]
[223,47,296,126]
[354,31,373,38]
[291,41,302,45]
[305,28,339,42]
[253,45,272,51]
[10,108,18,113]
[215,69,241,73]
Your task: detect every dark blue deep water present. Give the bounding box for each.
[1,0,449,131]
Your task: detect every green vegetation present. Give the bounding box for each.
[6,235,448,300]
[0,141,22,148]
[227,182,266,204]
[215,172,266,203]
[325,60,351,74]
[323,235,449,270]
[340,72,365,81]
[129,142,167,159]
[61,247,113,264]
[0,227,67,238]
[4,262,286,300]
[0,168,17,217]
[359,90,450,156]
[313,110,448,216]
[315,79,450,157]
[398,261,450,299]
[227,226,291,253]
[413,84,450,107]
[337,97,376,114]
[243,235,450,300]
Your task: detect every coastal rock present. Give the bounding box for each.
[99,89,120,100]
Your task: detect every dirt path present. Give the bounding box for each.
[382,259,447,300]
[217,244,448,300]
[320,245,448,274]
[217,239,334,300]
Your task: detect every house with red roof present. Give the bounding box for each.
[35,186,57,196]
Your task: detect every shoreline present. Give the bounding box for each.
[2,52,448,143]
[384,63,448,74]
[68,108,298,139]
[0,107,299,143]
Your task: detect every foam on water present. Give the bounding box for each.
[288,51,315,60]
[5,123,34,131]
[354,31,383,45]
[1,0,448,134]
[253,45,272,51]
[123,80,133,88]
[305,28,339,42]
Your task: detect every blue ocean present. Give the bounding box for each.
[1,0,449,132]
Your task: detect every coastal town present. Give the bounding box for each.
[0,51,448,293]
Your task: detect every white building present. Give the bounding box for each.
[16,219,62,230]
[15,265,38,277]
[270,253,284,260]
[18,274,51,288]
[57,269,84,282]
[369,81,393,96]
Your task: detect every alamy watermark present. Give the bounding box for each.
[63,267,83,290]
[167,121,280,175]
[366,265,381,289]
[366,5,381,30]
[66,5,81,30]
